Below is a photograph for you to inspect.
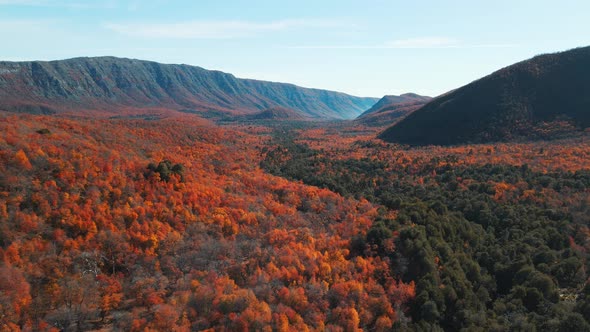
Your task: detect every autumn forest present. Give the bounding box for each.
[0,109,588,331]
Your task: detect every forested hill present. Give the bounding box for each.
[379,46,590,145]
[245,106,309,121]
[0,56,377,119]
[356,94,431,126]
[358,93,431,118]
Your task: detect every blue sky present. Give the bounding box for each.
[1,0,589,97]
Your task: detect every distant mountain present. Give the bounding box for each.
[359,93,431,118]
[0,56,377,119]
[379,46,590,145]
[244,106,309,121]
[356,93,431,126]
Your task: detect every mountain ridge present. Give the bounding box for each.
[243,106,309,121]
[358,93,431,118]
[355,93,431,126]
[0,56,378,119]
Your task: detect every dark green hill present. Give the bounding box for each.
[0,56,377,119]
[379,46,590,145]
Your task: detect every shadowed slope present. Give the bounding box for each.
[380,46,590,145]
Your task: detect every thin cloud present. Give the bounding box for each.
[0,0,116,9]
[385,37,458,48]
[288,38,518,50]
[0,0,46,4]
[0,18,57,28]
[104,19,350,39]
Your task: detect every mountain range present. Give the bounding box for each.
[379,46,590,145]
[2,47,589,144]
[0,56,377,119]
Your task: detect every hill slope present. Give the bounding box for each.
[0,56,377,119]
[358,93,431,118]
[379,46,590,145]
[244,106,309,121]
[356,93,431,126]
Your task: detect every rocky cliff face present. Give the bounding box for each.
[0,56,377,119]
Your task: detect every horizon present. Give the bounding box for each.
[1,0,589,98]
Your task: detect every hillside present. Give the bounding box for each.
[356,94,431,126]
[244,106,309,121]
[358,93,431,118]
[0,112,437,331]
[379,46,590,145]
[0,56,377,119]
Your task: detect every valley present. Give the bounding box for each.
[1,110,589,331]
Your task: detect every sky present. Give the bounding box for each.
[1,0,589,97]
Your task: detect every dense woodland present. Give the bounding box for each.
[0,113,414,331]
[263,126,590,330]
[1,112,589,331]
